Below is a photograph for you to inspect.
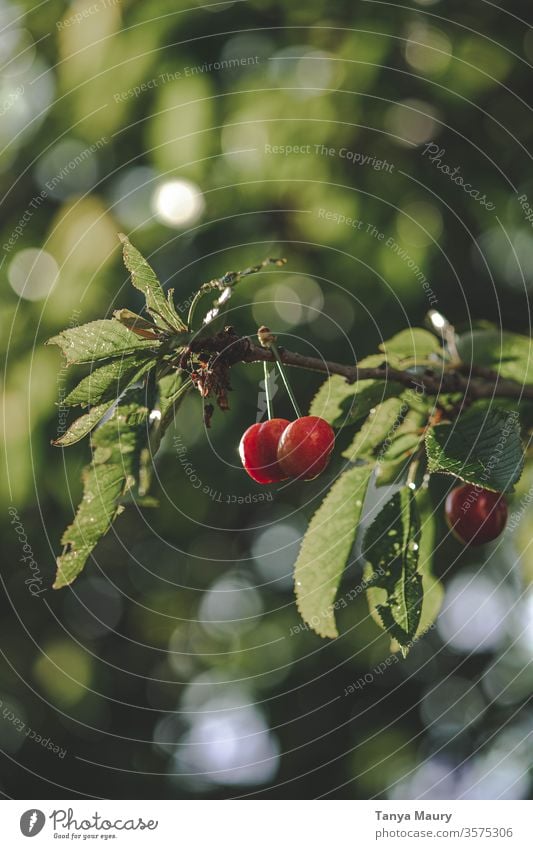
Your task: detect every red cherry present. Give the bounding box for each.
[239,418,291,484]
[277,415,335,480]
[445,483,508,546]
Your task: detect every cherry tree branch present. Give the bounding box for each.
[186,330,533,403]
[246,343,533,400]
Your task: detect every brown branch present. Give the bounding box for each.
[187,330,533,403]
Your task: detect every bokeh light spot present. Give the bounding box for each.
[8,248,59,301]
[152,179,205,227]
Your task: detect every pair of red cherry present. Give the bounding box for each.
[239,415,335,483]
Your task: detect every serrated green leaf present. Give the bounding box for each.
[63,354,155,407]
[91,394,150,467]
[457,329,533,384]
[61,462,126,549]
[403,386,433,416]
[53,548,94,589]
[310,355,402,428]
[113,309,160,338]
[379,327,442,362]
[153,372,193,456]
[54,391,151,588]
[54,463,126,588]
[368,401,428,486]
[343,391,428,468]
[350,378,415,424]
[119,234,186,332]
[414,488,443,637]
[294,464,373,638]
[342,397,407,460]
[53,401,114,447]
[157,371,189,420]
[425,407,524,492]
[47,319,157,365]
[375,458,409,486]
[381,431,422,461]
[395,404,428,434]
[363,488,423,654]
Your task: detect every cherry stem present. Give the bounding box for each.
[263,361,274,420]
[270,341,302,418]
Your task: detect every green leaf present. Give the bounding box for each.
[52,401,114,447]
[457,329,533,384]
[54,463,127,588]
[374,458,409,486]
[113,309,160,339]
[94,395,153,494]
[343,392,428,471]
[363,488,423,655]
[470,396,533,430]
[54,391,151,588]
[157,370,189,421]
[342,397,407,460]
[381,431,422,461]
[119,234,186,332]
[63,354,155,407]
[47,319,158,365]
[425,407,524,492]
[91,394,150,467]
[387,490,444,653]
[415,489,444,639]
[310,355,402,428]
[379,328,442,363]
[294,464,373,638]
[362,400,428,486]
